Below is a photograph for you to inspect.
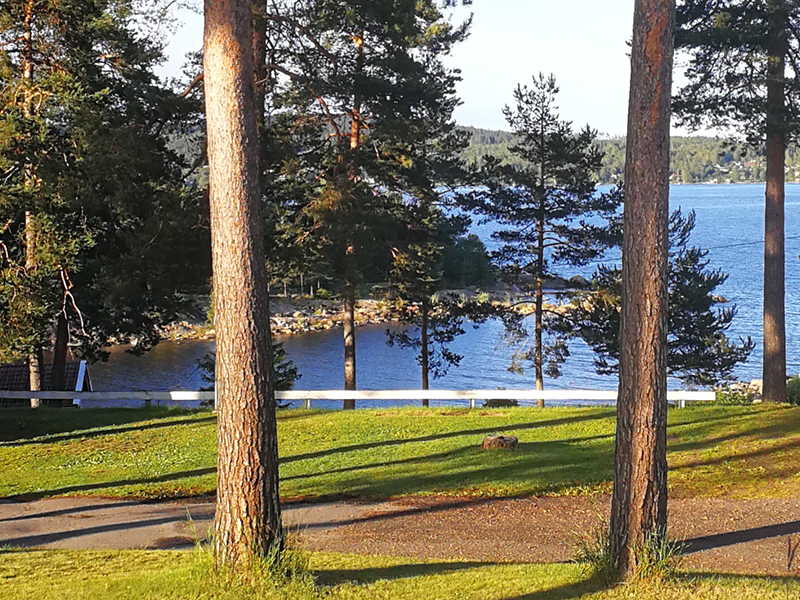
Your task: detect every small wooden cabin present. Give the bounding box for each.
[0,361,92,407]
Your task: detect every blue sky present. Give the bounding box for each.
[161,1,642,136]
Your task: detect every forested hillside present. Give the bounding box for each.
[461,126,800,184]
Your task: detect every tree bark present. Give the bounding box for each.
[763,0,787,404]
[534,213,545,404]
[50,312,69,391]
[205,0,281,568]
[25,211,41,407]
[421,297,430,406]
[343,261,357,408]
[22,2,40,407]
[252,0,267,144]
[341,32,364,409]
[610,0,675,581]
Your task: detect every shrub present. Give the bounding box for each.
[715,388,755,405]
[483,399,519,408]
[787,376,800,405]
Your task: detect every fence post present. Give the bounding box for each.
[303,398,311,410]
[469,398,475,410]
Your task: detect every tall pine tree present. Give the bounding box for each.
[0,0,207,394]
[611,0,675,580]
[467,74,621,397]
[675,0,800,403]
[261,0,470,406]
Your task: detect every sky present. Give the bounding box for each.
[161,1,645,136]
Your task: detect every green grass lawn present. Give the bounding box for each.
[4,404,800,598]
[1,403,800,501]
[2,548,799,600]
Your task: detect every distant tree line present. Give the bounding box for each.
[461,126,800,184]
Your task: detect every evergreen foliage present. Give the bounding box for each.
[0,0,207,365]
[674,0,797,403]
[440,233,494,289]
[465,74,622,388]
[560,209,754,386]
[674,0,800,141]
[261,0,471,290]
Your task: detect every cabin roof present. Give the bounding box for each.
[0,361,91,391]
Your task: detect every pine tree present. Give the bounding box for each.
[560,209,754,386]
[675,0,800,402]
[467,74,622,397]
[610,0,675,580]
[205,0,281,567]
[262,0,470,407]
[0,0,207,391]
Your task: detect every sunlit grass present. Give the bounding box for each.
[1,404,800,500]
[2,548,800,600]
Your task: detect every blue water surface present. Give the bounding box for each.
[89,184,800,407]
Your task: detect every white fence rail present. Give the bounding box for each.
[0,389,716,409]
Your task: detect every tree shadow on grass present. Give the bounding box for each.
[499,577,608,600]
[2,467,216,502]
[283,432,614,487]
[315,562,608,600]
[314,561,490,585]
[282,412,613,464]
[672,435,800,471]
[668,409,800,455]
[0,408,214,445]
[297,437,615,501]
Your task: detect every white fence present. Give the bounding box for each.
[0,389,716,409]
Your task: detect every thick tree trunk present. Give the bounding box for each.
[610,0,675,581]
[50,312,69,391]
[763,0,787,404]
[421,297,430,406]
[205,0,281,568]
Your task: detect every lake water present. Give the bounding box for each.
[89,183,800,407]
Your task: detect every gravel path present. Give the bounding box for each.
[3,495,800,576]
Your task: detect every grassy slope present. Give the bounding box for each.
[1,404,800,501]
[4,405,800,598]
[2,549,799,600]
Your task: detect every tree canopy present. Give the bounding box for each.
[0,0,207,370]
[466,74,622,390]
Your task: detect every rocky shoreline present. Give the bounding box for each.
[160,298,404,340]
[159,285,579,342]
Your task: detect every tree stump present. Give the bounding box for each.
[481,435,518,450]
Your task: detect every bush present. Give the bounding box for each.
[315,288,332,299]
[483,398,519,408]
[715,388,755,405]
[787,376,800,405]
